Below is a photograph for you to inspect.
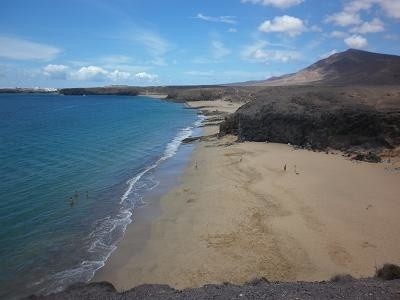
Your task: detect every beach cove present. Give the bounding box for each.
[94,99,400,290]
[0,94,201,299]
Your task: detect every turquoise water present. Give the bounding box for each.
[0,93,199,299]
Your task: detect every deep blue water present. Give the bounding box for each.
[0,93,198,299]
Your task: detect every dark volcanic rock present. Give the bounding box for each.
[58,86,255,103]
[220,86,400,153]
[376,264,400,280]
[166,87,256,103]
[28,278,400,299]
[353,152,382,163]
[59,87,140,96]
[182,136,202,144]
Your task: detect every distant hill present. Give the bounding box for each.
[237,49,400,86]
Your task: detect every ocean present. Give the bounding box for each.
[0,93,199,299]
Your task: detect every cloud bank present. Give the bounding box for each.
[43,64,158,83]
[0,36,61,61]
[242,0,304,9]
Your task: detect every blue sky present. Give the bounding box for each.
[1,0,399,87]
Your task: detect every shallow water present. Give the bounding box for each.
[0,93,198,299]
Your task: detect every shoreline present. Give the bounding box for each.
[93,99,400,291]
[138,94,168,99]
[92,104,205,285]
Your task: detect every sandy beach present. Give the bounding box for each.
[94,99,400,291]
[138,94,169,99]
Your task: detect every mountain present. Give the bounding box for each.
[243,49,400,86]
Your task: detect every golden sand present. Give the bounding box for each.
[94,100,400,291]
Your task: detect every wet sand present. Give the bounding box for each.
[94,100,400,291]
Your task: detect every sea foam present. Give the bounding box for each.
[42,113,204,295]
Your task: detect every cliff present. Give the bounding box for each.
[220,85,400,156]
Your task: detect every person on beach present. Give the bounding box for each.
[294,165,299,175]
[284,164,287,171]
[195,161,198,169]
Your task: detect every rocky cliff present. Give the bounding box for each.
[220,86,400,155]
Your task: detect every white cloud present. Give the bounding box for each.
[108,70,131,80]
[325,11,362,26]
[343,0,400,19]
[350,18,385,33]
[133,31,172,57]
[344,34,368,48]
[242,40,301,63]
[379,0,400,19]
[228,28,238,33]
[69,66,139,82]
[43,64,69,79]
[327,0,400,30]
[41,62,158,83]
[212,40,231,59]
[195,13,237,24]
[134,72,158,81]
[329,30,349,38]
[130,30,173,66]
[185,70,216,77]
[344,0,375,12]
[71,66,109,81]
[242,0,304,9]
[112,27,173,67]
[0,36,61,61]
[258,15,307,37]
[320,49,338,59]
[384,33,400,40]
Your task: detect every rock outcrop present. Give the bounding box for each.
[28,277,400,299]
[220,86,400,155]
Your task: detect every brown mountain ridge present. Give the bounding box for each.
[241,49,400,86]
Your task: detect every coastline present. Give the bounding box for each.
[93,99,400,291]
[138,94,168,99]
[91,104,205,285]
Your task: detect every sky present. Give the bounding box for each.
[0,0,400,88]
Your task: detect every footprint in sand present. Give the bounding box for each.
[361,241,377,249]
[329,244,352,266]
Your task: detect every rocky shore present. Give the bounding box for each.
[28,276,400,299]
[59,86,256,104]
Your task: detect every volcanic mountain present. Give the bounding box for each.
[246,49,400,86]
